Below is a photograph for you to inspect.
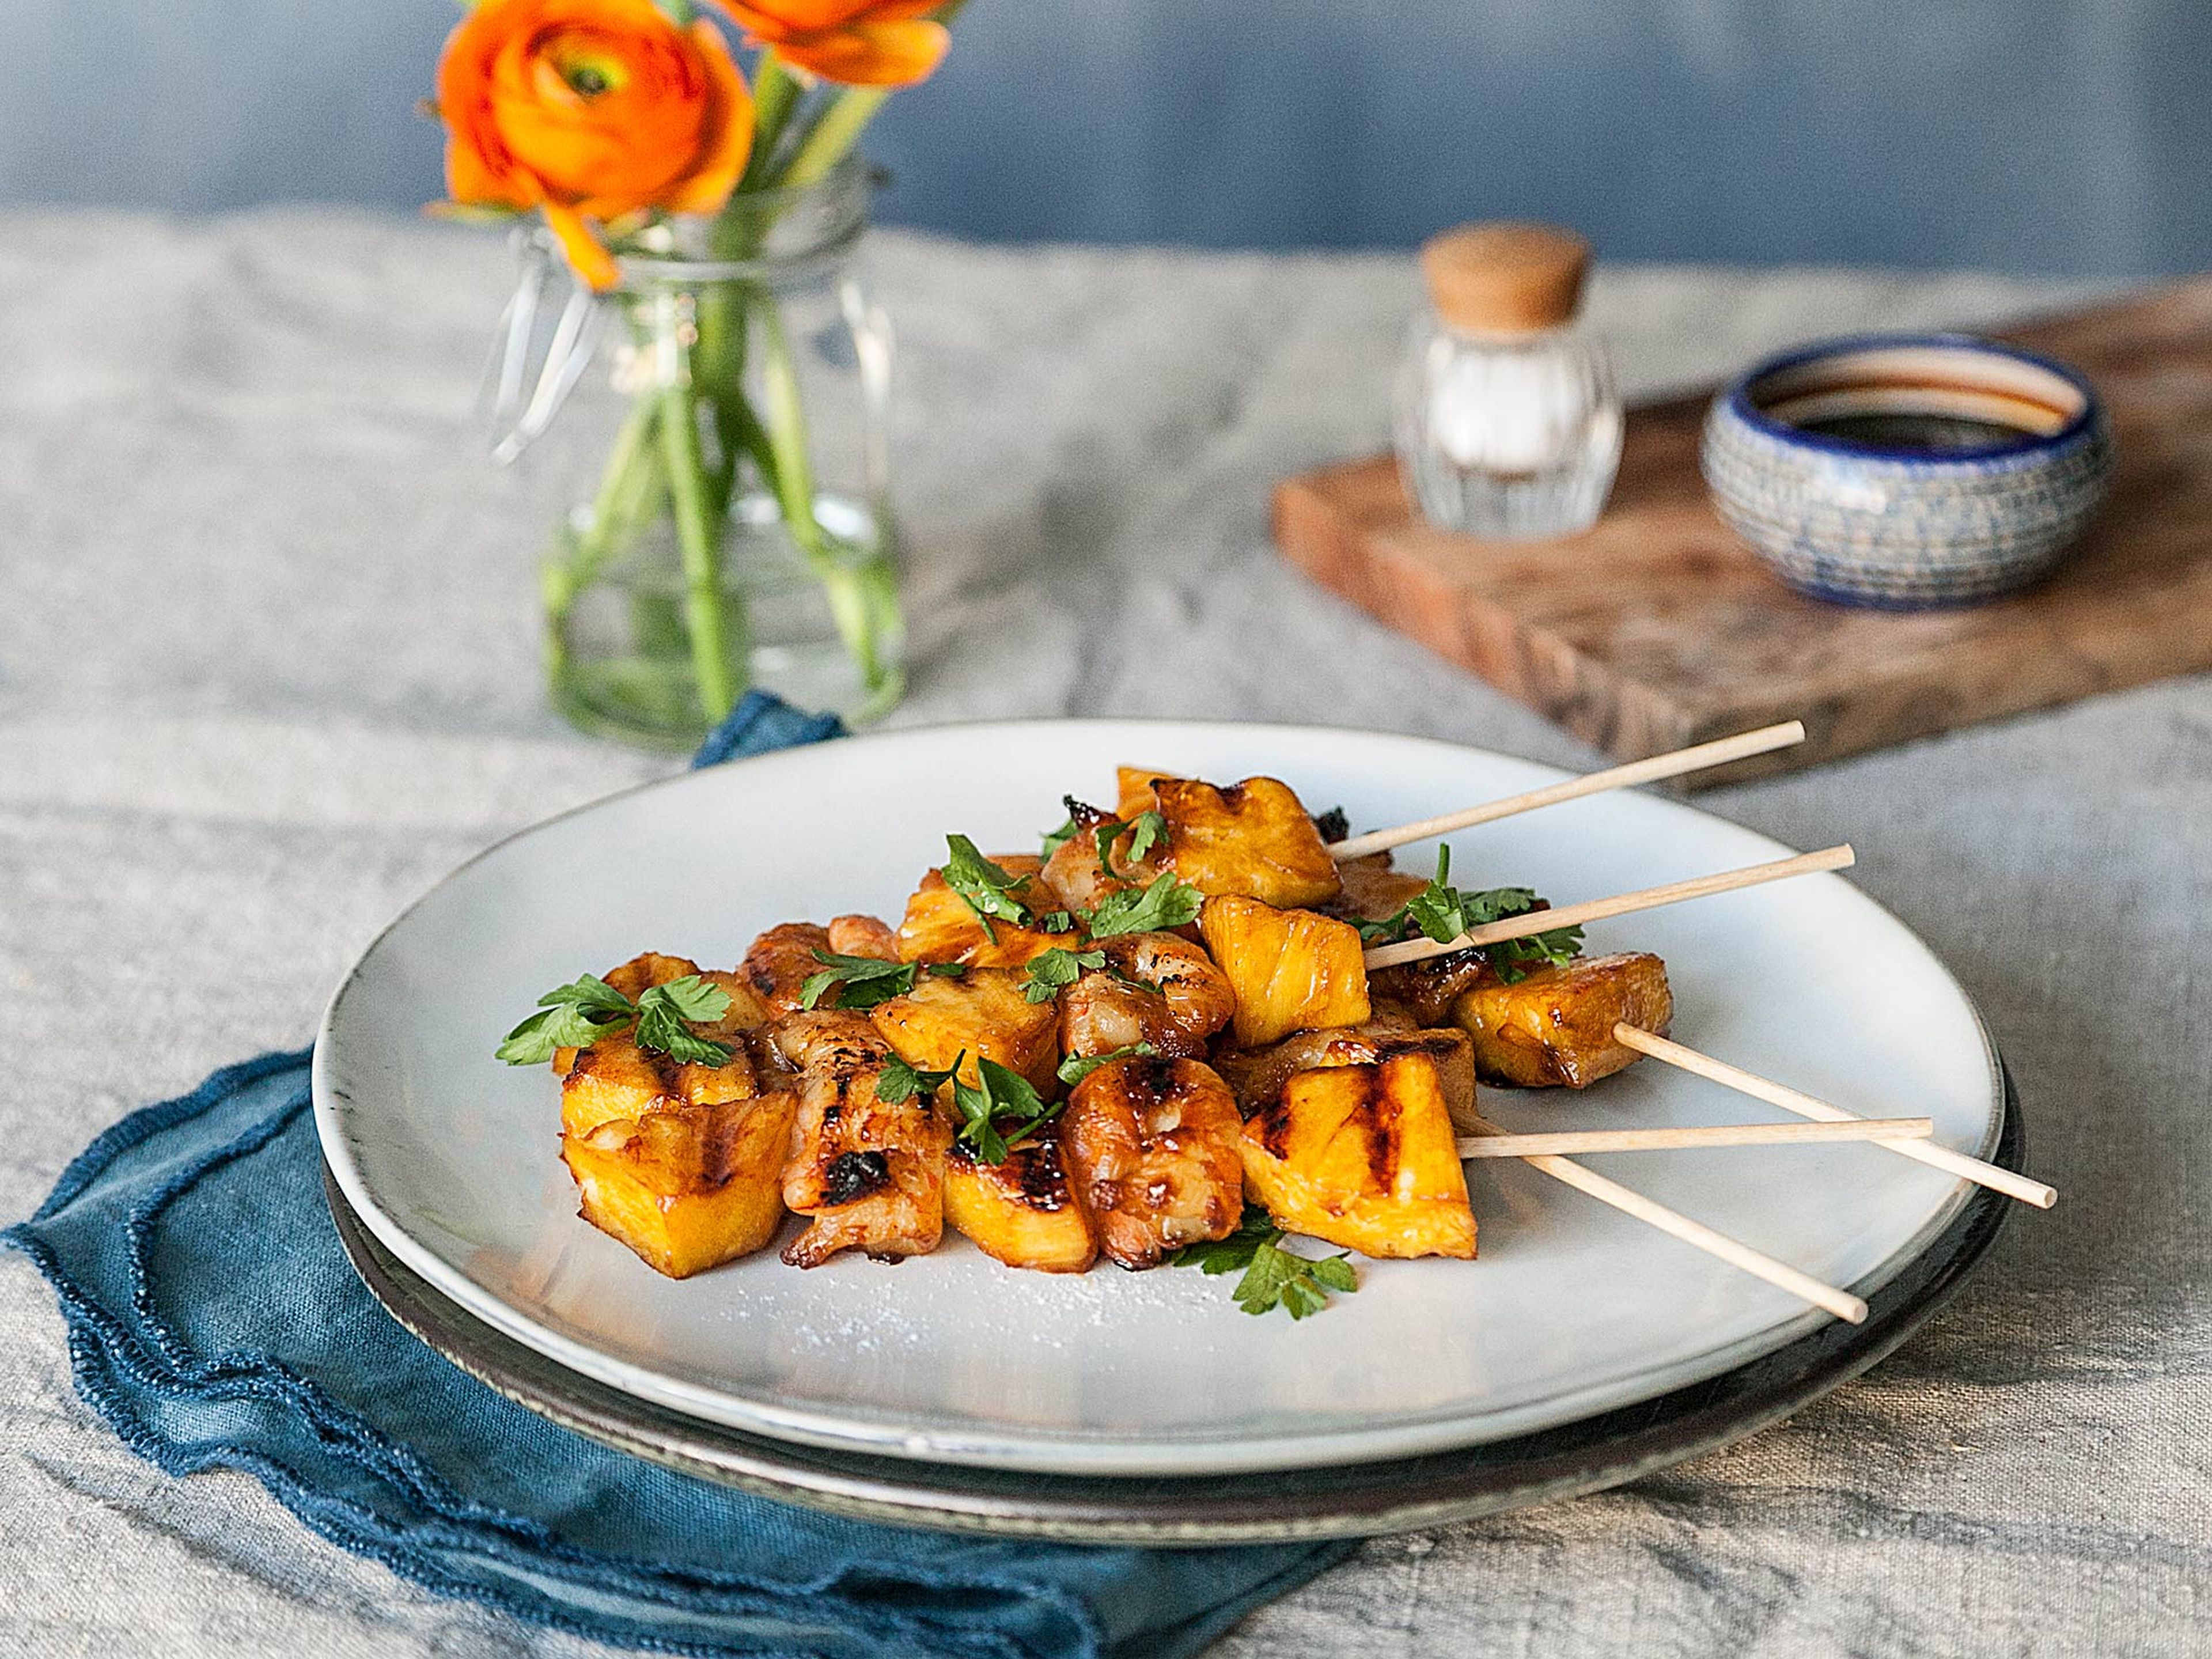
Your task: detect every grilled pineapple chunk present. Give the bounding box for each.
[1154,777,1341,908]
[895,858,1069,968]
[556,962,788,1282]
[605,950,702,999]
[1063,1054,1244,1268]
[826,913,900,960]
[1199,895,1372,1048]
[868,967,1060,1094]
[1240,1055,1476,1259]
[560,1025,759,1139]
[562,1090,797,1278]
[944,1123,1097,1273]
[1115,765,1181,821]
[1214,1023,1478,1134]
[1449,952,1673,1088]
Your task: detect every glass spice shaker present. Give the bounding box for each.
[1394,222,1623,539]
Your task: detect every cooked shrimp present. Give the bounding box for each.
[826,913,900,960]
[1038,798,1152,916]
[1367,947,1502,1028]
[773,1011,949,1267]
[1058,931,1234,1061]
[1062,1054,1244,1270]
[741,922,835,1016]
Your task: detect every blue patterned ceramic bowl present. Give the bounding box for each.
[1700,334,2113,609]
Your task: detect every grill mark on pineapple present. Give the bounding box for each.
[569,1043,681,1095]
[1361,1064,1404,1189]
[949,1134,1075,1211]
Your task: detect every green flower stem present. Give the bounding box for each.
[544,393,661,619]
[651,70,908,718]
[777,88,890,190]
[749,305,898,696]
[753,301,827,558]
[656,368,743,721]
[691,285,751,523]
[739,52,804,194]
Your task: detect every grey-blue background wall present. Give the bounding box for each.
[12,0,2208,274]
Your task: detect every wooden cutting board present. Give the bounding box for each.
[1272,279,2212,784]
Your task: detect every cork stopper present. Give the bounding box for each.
[1419,222,1590,335]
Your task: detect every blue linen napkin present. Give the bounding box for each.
[3,691,1353,1659]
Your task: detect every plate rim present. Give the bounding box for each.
[321,1065,2021,1544]
[313,716,2007,1475]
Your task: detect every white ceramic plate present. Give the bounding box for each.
[315,721,2001,1476]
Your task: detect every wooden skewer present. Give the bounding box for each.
[1455,1116,1933,1160]
[1362,844,1857,969]
[1330,721,1807,862]
[1612,1025,2058,1209]
[1461,1109,1869,1323]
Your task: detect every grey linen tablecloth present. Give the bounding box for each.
[2,209,2203,1656]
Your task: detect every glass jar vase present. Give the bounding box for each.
[509,157,903,748]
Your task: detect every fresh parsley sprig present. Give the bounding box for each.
[876,1051,1062,1165]
[1040,815,1080,860]
[1093,809,1167,872]
[1357,847,1585,983]
[952,1056,1062,1164]
[1022,945,1107,1003]
[877,1052,960,1104]
[632,978,738,1062]
[1483,925,1589,982]
[1173,1206,1358,1319]
[1056,1041,1156,1089]
[1081,873,1205,940]
[497,973,734,1067]
[800,949,919,1011]
[940,835,1033,934]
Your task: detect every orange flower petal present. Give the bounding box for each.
[435,0,537,206]
[660,18,753,214]
[541,200,623,291]
[444,123,536,209]
[774,17,948,86]
[433,0,756,222]
[717,0,941,31]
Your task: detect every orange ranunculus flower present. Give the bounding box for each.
[437,0,753,289]
[713,0,949,88]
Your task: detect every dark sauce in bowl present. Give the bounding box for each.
[1791,412,2035,452]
